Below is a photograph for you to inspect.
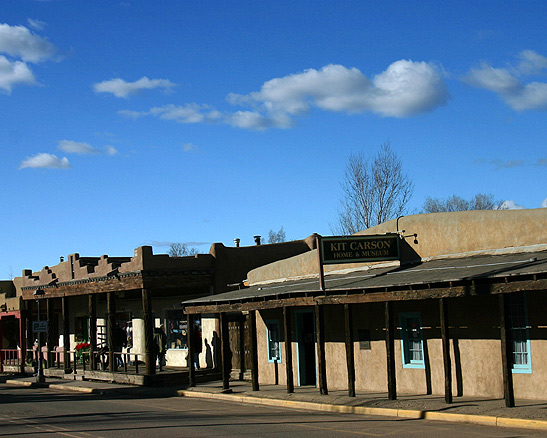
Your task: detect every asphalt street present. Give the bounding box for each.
[0,385,544,437]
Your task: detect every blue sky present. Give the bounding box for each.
[1,1,546,278]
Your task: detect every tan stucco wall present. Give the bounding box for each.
[353,303,388,392]
[360,208,547,260]
[248,209,547,285]
[257,309,288,386]
[255,294,546,399]
[323,306,346,389]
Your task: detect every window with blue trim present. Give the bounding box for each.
[266,320,281,363]
[508,293,531,374]
[399,313,425,369]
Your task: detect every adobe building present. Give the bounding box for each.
[183,209,547,406]
[0,280,24,373]
[7,236,316,383]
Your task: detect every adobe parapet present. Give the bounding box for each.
[208,235,317,293]
[17,246,214,294]
[248,209,547,285]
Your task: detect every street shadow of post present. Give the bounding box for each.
[453,337,464,396]
[423,337,432,395]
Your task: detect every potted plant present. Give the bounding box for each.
[75,342,90,364]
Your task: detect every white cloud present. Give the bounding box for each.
[465,50,547,111]
[93,76,175,98]
[58,140,99,154]
[226,110,279,130]
[229,61,448,119]
[19,153,70,169]
[58,140,119,156]
[499,200,524,210]
[490,159,525,170]
[149,103,206,123]
[183,143,196,152]
[515,50,547,75]
[541,197,547,208]
[0,55,37,93]
[0,23,57,62]
[229,64,370,115]
[122,104,290,131]
[105,145,118,156]
[27,19,47,31]
[120,103,212,124]
[117,109,143,119]
[121,60,448,131]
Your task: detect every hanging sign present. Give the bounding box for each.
[321,234,400,264]
[32,321,48,333]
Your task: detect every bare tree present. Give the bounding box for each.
[168,242,199,257]
[268,227,286,244]
[334,142,413,235]
[422,193,504,213]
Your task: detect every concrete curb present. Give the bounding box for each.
[176,389,547,432]
[48,384,104,394]
[6,379,104,395]
[6,379,35,388]
[6,380,547,432]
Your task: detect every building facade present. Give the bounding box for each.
[183,209,547,405]
[3,236,316,381]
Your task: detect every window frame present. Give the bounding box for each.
[399,312,425,369]
[266,319,282,363]
[508,293,532,374]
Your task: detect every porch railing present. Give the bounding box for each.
[47,349,146,375]
[5,348,146,376]
[0,349,22,367]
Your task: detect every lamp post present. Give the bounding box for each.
[33,288,45,383]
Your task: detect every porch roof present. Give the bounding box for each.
[182,249,547,313]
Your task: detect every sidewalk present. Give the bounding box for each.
[3,375,547,431]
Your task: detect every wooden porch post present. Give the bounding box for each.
[107,292,116,372]
[499,294,515,407]
[141,288,155,375]
[249,310,259,391]
[315,304,328,395]
[0,316,3,367]
[19,304,27,374]
[46,298,54,369]
[219,312,230,391]
[283,306,294,393]
[25,300,33,369]
[385,301,397,400]
[238,317,245,381]
[439,298,452,403]
[344,303,356,397]
[187,313,196,387]
[88,294,97,371]
[62,296,70,373]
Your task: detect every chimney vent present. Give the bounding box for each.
[253,235,261,246]
[234,238,240,247]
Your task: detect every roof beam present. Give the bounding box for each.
[183,277,547,314]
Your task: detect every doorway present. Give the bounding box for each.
[228,313,251,380]
[295,310,316,386]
